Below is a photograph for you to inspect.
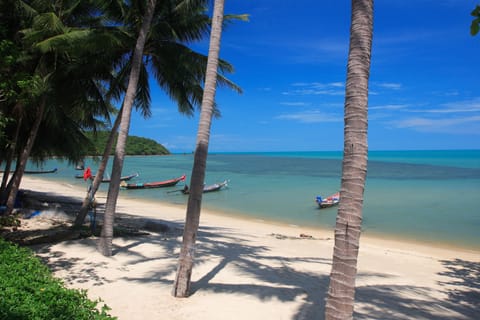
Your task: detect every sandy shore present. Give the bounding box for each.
[13,176,480,319]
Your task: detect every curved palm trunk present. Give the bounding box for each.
[97,0,157,256]
[172,0,225,297]
[4,99,46,216]
[73,107,122,228]
[324,1,373,319]
[0,117,22,204]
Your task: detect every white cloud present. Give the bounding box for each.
[370,104,409,111]
[408,99,480,114]
[282,82,345,96]
[276,110,342,123]
[375,82,402,90]
[390,115,480,133]
[280,102,311,107]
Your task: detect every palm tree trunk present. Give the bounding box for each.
[324,1,373,319]
[73,107,123,228]
[172,0,225,298]
[0,116,22,204]
[97,0,157,256]
[4,99,46,216]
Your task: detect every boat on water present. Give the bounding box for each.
[315,192,340,208]
[75,172,139,183]
[181,180,228,194]
[24,168,58,174]
[121,174,186,189]
[101,173,139,183]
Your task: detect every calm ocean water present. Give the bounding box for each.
[24,150,480,250]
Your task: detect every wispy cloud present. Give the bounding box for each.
[370,104,409,111]
[283,82,345,96]
[280,102,311,107]
[408,99,480,114]
[374,82,402,90]
[389,115,480,134]
[257,87,272,92]
[276,110,342,123]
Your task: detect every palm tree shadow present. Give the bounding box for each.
[352,258,480,320]
[33,211,480,320]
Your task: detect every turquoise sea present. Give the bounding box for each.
[23,150,480,250]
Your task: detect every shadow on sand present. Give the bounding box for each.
[15,189,480,320]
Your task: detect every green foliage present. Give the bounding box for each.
[0,238,116,319]
[0,112,12,145]
[85,131,170,156]
[471,5,480,36]
[0,213,20,228]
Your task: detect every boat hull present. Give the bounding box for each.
[122,175,186,190]
[316,192,340,209]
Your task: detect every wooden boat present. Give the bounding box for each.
[121,174,186,189]
[75,161,85,170]
[24,168,58,174]
[102,173,139,183]
[315,192,340,208]
[181,180,228,194]
[75,172,139,183]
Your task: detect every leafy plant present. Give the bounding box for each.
[0,213,20,228]
[0,238,116,319]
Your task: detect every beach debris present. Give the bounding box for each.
[269,233,330,240]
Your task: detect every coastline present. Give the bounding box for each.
[13,176,480,319]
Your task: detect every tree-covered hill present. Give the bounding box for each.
[85,131,169,156]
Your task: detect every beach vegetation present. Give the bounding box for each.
[471,5,480,36]
[84,130,169,156]
[0,0,114,215]
[324,0,373,319]
[0,238,116,319]
[0,0,243,220]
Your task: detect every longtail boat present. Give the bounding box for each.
[121,174,186,189]
[24,168,58,174]
[181,180,228,194]
[315,192,340,209]
[75,172,139,183]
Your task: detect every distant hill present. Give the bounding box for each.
[85,131,170,156]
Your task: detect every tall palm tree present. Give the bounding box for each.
[70,0,243,231]
[98,0,157,256]
[172,0,226,297]
[97,0,244,255]
[324,0,373,319]
[73,107,122,229]
[1,0,114,214]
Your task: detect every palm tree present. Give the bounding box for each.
[70,0,243,231]
[1,0,114,215]
[73,107,122,229]
[97,0,244,255]
[98,0,158,256]
[324,0,373,319]
[172,0,226,297]
[471,5,480,36]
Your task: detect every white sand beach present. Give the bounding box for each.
[15,176,480,319]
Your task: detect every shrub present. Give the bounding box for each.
[0,238,116,320]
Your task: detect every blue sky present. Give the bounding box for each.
[128,1,480,153]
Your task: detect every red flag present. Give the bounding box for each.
[83,167,92,181]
